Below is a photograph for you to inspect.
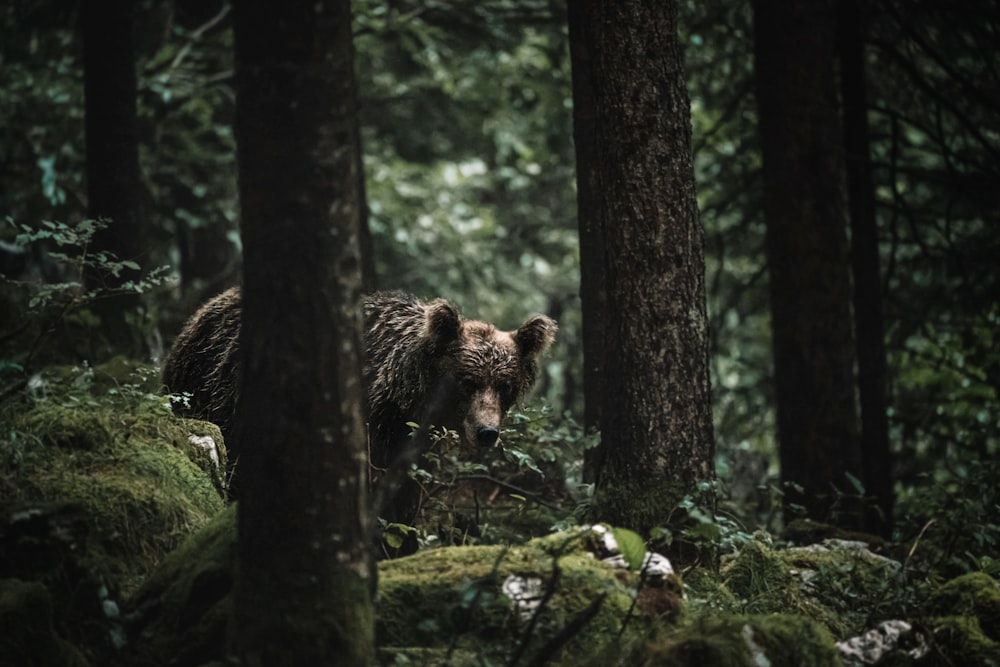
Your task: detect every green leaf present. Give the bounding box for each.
[382,522,414,549]
[612,527,646,571]
[844,471,866,495]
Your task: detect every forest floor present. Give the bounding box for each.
[1,359,997,666]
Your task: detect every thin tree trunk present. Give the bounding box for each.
[229,0,376,663]
[838,0,893,537]
[570,0,715,534]
[81,0,145,357]
[567,0,607,482]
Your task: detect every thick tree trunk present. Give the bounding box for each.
[229,1,376,664]
[838,0,893,537]
[81,0,145,356]
[570,0,715,534]
[753,0,864,528]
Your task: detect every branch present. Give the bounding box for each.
[868,38,1000,163]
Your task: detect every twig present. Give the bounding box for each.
[454,473,563,510]
[506,560,562,667]
[904,518,936,571]
[0,377,29,404]
[524,594,607,667]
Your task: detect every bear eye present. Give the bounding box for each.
[457,375,479,392]
[497,382,516,404]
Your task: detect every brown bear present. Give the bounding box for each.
[162,287,556,538]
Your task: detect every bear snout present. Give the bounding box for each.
[475,425,500,448]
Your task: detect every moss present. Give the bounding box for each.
[714,534,910,639]
[928,572,1000,642]
[642,613,840,667]
[377,531,648,665]
[783,518,890,552]
[926,615,999,665]
[121,505,237,667]
[722,538,795,613]
[0,362,230,665]
[591,477,686,537]
[780,539,905,637]
[683,566,739,614]
[124,521,656,666]
[0,578,90,667]
[2,404,226,595]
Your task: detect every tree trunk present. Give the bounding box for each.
[81,0,145,357]
[838,0,893,538]
[229,0,376,664]
[567,1,607,482]
[569,0,716,534]
[753,0,864,529]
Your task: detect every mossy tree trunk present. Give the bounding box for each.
[229,0,376,664]
[569,0,716,534]
[81,0,145,357]
[753,0,864,529]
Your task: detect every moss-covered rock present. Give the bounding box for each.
[641,613,841,667]
[0,361,228,665]
[377,530,646,665]
[928,572,1000,642]
[2,405,226,594]
[913,572,1000,665]
[783,518,891,553]
[925,615,998,665]
[120,504,236,667]
[719,534,906,639]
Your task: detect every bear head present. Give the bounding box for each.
[418,299,557,449]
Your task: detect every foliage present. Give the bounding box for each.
[1,218,171,379]
[680,0,1000,534]
[682,0,775,460]
[395,405,590,551]
[895,456,1000,578]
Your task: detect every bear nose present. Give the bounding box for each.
[476,426,500,448]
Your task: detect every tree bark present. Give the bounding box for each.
[567,1,607,482]
[838,0,893,537]
[753,0,864,528]
[81,0,145,356]
[229,0,376,664]
[569,0,716,534]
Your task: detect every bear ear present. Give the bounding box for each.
[425,300,461,349]
[514,315,557,360]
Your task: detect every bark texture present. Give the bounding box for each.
[229,0,375,663]
[570,0,716,533]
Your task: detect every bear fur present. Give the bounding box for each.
[162,287,556,530]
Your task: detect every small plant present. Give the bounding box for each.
[654,479,754,565]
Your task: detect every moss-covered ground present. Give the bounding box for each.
[0,359,226,666]
[2,361,998,666]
